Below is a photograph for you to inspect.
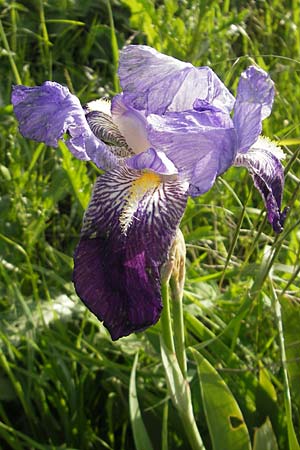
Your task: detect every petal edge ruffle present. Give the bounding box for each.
[119,45,235,115]
[12,82,119,170]
[233,66,275,153]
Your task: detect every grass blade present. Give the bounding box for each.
[0,19,22,84]
[129,353,154,450]
[270,281,300,450]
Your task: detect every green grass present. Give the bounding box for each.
[0,0,300,448]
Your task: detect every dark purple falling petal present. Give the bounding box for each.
[251,171,288,233]
[73,166,189,340]
[234,143,287,233]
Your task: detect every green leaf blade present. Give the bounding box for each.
[192,349,251,450]
[253,417,279,450]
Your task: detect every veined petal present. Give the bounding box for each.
[126,148,178,176]
[236,66,274,120]
[193,99,234,127]
[147,109,237,195]
[119,45,235,115]
[12,82,86,154]
[12,82,119,170]
[73,166,189,340]
[233,66,275,153]
[234,136,288,233]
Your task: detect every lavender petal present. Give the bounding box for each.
[126,148,178,176]
[119,45,235,115]
[12,82,119,170]
[233,66,275,153]
[111,94,150,154]
[147,109,237,195]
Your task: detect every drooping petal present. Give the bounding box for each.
[12,83,84,152]
[234,136,288,233]
[11,82,119,170]
[73,166,189,340]
[126,148,178,176]
[111,94,150,154]
[147,108,237,195]
[119,45,235,115]
[233,66,275,153]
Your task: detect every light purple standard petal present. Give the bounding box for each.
[12,82,119,170]
[233,66,275,153]
[111,94,150,153]
[119,45,235,115]
[73,166,189,340]
[234,138,288,233]
[147,108,237,195]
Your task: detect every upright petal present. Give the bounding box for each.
[12,82,119,170]
[111,94,150,154]
[73,166,189,340]
[233,66,275,153]
[234,137,288,233]
[119,45,235,115]
[147,108,237,195]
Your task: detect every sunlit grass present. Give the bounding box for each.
[0,0,299,449]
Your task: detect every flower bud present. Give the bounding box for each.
[161,228,186,300]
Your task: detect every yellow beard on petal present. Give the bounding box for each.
[119,171,162,235]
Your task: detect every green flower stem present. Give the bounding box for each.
[160,281,175,353]
[170,277,187,378]
[160,280,206,450]
[179,406,206,450]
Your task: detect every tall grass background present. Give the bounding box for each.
[0,0,299,449]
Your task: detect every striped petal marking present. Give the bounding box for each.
[234,136,288,233]
[73,166,189,340]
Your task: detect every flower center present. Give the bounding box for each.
[111,95,151,154]
[112,108,150,155]
[84,98,134,157]
[85,96,151,157]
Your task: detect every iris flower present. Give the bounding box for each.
[12,45,287,340]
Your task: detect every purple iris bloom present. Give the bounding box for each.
[11,45,287,340]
